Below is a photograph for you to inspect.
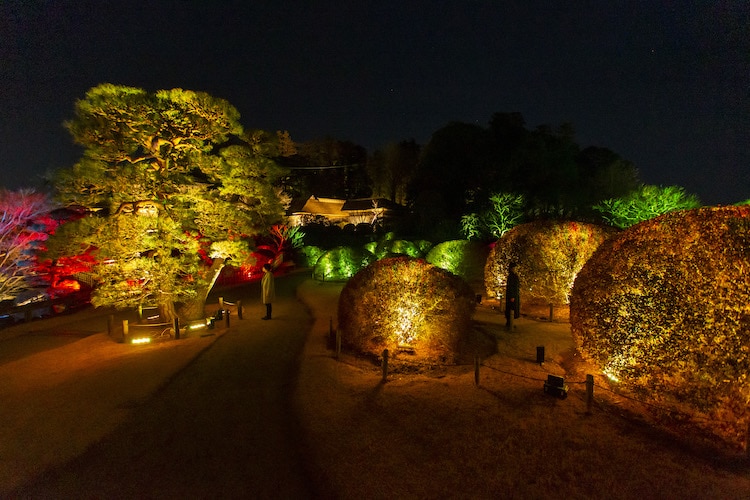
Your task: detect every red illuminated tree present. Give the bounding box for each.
[0,189,55,301]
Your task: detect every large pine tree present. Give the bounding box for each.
[48,84,286,321]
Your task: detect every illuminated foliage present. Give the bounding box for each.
[461,192,525,240]
[299,245,325,267]
[0,190,56,300]
[426,240,489,285]
[571,206,750,447]
[338,257,476,360]
[485,221,615,304]
[594,185,701,229]
[48,84,286,321]
[313,247,376,282]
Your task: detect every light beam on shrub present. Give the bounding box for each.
[338,257,476,361]
[571,205,750,449]
[485,221,615,305]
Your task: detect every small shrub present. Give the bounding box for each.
[571,205,750,448]
[313,247,376,282]
[426,240,489,284]
[485,221,615,304]
[338,257,476,361]
[298,245,325,267]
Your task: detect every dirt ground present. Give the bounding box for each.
[2,278,750,498]
[294,280,750,499]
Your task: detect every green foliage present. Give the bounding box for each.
[313,247,376,282]
[570,206,750,448]
[338,257,476,360]
[594,185,701,229]
[485,221,615,304]
[49,84,286,320]
[299,245,325,267]
[426,240,489,285]
[462,192,524,240]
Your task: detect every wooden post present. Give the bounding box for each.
[508,311,515,331]
[122,319,129,343]
[549,303,554,322]
[225,310,230,328]
[536,346,545,365]
[335,329,342,360]
[329,317,333,338]
[138,304,143,322]
[474,356,480,386]
[586,374,594,413]
[219,297,224,310]
[237,300,243,319]
[107,314,114,337]
[174,317,180,339]
[381,349,389,382]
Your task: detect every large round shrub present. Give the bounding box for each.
[426,240,489,285]
[313,246,376,282]
[485,221,615,304]
[338,257,476,361]
[571,206,750,445]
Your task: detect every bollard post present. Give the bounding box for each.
[225,310,230,328]
[549,303,554,322]
[536,346,545,365]
[122,319,129,343]
[586,374,594,413]
[508,311,515,331]
[219,297,224,310]
[474,355,480,386]
[381,349,389,382]
[107,314,114,338]
[335,329,341,360]
[237,300,243,319]
[138,304,144,323]
[174,317,180,339]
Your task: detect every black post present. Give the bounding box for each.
[381,349,389,382]
[225,310,230,328]
[474,356,480,386]
[237,300,243,319]
[174,317,180,339]
[586,374,594,413]
[536,346,545,365]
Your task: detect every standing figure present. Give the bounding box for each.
[261,263,275,320]
[505,261,520,328]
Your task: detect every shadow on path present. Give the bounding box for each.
[11,272,327,498]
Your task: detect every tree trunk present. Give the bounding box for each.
[177,258,226,322]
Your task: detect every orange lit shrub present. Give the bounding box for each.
[484,221,615,305]
[571,206,750,448]
[338,257,476,361]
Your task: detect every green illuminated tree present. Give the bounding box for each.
[47,84,286,321]
[461,192,525,240]
[594,185,701,229]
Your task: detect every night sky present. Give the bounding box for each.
[1,1,748,205]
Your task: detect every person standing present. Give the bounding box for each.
[505,261,520,329]
[261,263,275,320]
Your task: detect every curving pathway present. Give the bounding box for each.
[10,272,328,498]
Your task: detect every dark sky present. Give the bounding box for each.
[1,0,748,205]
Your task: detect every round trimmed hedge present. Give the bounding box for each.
[571,206,750,446]
[338,257,476,361]
[425,240,489,285]
[484,221,615,305]
[312,246,376,282]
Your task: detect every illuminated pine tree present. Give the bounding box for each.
[47,84,286,321]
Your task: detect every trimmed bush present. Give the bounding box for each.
[485,221,615,304]
[338,257,476,361]
[571,206,750,447]
[426,240,489,285]
[298,245,325,267]
[313,247,376,282]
